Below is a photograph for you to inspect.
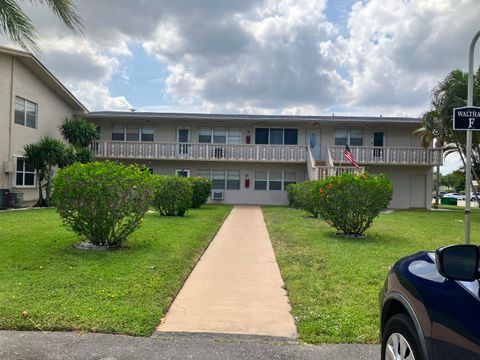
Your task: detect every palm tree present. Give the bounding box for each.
[60,116,98,149]
[0,0,83,52]
[414,110,449,207]
[23,142,46,206]
[38,136,67,206]
[417,68,480,204]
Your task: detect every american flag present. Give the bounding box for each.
[343,144,360,168]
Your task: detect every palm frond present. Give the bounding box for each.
[0,0,38,52]
[33,0,84,33]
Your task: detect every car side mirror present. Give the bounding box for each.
[435,245,479,281]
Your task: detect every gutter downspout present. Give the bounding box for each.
[6,57,15,189]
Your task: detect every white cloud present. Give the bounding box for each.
[8,0,480,119]
[73,81,131,111]
[342,0,480,114]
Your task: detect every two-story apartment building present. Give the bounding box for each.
[0,46,87,206]
[86,112,443,209]
[0,46,441,209]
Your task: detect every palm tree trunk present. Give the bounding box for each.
[45,165,53,207]
[35,170,45,207]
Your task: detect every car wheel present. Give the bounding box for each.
[381,314,424,360]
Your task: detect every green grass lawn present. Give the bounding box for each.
[263,206,480,345]
[0,205,231,336]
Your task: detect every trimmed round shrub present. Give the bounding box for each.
[317,173,393,236]
[188,176,212,208]
[52,161,154,247]
[286,180,322,217]
[152,175,193,216]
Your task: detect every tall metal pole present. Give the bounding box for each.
[465,30,480,244]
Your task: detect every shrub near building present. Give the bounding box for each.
[286,181,322,217]
[152,175,193,216]
[317,173,393,236]
[188,176,212,208]
[52,161,154,248]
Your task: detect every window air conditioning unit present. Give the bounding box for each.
[211,191,224,200]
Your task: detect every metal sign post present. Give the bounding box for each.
[461,31,480,244]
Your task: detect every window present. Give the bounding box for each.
[15,96,37,128]
[349,130,363,146]
[213,128,227,143]
[335,129,363,146]
[227,128,242,144]
[284,129,298,145]
[254,171,267,190]
[226,170,240,190]
[255,128,269,144]
[16,158,35,187]
[255,128,298,145]
[198,127,242,144]
[254,171,297,191]
[269,172,282,190]
[175,169,190,177]
[198,169,211,179]
[199,128,212,143]
[112,125,125,141]
[212,170,226,190]
[270,129,283,144]
[126,125,139,141]
[141,127,154,142]
[284,172,297,188]
[111,125,154,142]
[198,169,241,190]
[334,130,348,146]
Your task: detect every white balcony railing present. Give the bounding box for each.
[329,146,443,166]
[92,141,307,162]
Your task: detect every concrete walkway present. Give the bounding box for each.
[157,205,297,338]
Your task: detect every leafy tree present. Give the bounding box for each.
[0,0,83,52]
[442,170,466,192]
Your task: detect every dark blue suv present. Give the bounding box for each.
[379,244,480,360]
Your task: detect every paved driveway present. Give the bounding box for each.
[0,331,380,360]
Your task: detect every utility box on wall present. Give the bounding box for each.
[3,161,14,173]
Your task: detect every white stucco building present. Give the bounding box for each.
[86,112,442,209]
[0,46,87,205]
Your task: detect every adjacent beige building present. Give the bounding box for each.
[0,46,87,205]
[0,46,442,209]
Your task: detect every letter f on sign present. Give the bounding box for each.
[469,118,475,129]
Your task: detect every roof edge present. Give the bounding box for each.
[0,46,88,113]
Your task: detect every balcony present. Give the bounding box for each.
[328,146,443,166]
[92,140,307,163]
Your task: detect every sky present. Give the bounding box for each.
[3,0,480,173]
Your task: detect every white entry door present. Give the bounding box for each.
[305,128,321,161]
[177,127,190,155]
